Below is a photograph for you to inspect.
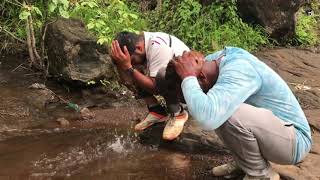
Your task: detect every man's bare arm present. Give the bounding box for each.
[130,69,157,94]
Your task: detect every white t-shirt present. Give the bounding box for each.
[144,32,190,77]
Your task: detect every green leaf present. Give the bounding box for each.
[87,80,96,85]
[32,6,43,17]
[97,37,108,45]
[52,0,58,5]
[95,20,105,29]
[19,10,31,20]
[129,13,138,19]
[48,3,57,13]
[81,1,98,8]
[16,28,26,38]
[60,10,69,18]
[60,0,69,9]
[87,22,95,29]
[59,7,69,18]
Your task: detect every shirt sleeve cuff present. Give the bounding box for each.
[181,76,201,91]
[148,71,157,78]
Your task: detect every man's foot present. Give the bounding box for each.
[134,111,169,131]
[243,169,280,180]
[162,110,188,140]
[212,161,242,178]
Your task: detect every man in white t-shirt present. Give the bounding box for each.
[111,31,190,140]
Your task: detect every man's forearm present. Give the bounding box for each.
[131,69,157,94]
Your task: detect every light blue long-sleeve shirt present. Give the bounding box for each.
[181,47,312,163]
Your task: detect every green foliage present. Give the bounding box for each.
[1,0,71,51]
[99,79,124,92]
[0,1,26,41]
[2,0,319,54]
[48,0,70,18]
[70,0,147,45]
[86,79,127,93]
[1,0,146,51]
[295,2,320,46]
[147,0,268,53]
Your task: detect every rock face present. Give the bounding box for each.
[45,18,115,84]
[236,0,308,40]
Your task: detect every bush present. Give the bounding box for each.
[295,1,320,46]
[147,0,268,53]
[0,0,146,49]
[70,0,147,45]
[2,0,319,54]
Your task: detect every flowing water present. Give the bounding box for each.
[0,54,231,180]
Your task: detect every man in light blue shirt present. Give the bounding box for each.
[172,47,312,180]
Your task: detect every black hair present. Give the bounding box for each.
[115,31,142,55]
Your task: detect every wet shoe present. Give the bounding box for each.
[134,111,169,131]
[162,110,188,141]
[243,169,280,180]
[212,161,242,177]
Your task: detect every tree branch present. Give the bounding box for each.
[13,0,23,6]
[4,0,23,7]
[41,23,47,60]
[28,15,42,63]
[26,15,35,65]
[0,26,26,44]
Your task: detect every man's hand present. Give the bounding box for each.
[111,40,132,70]
[172,51,204,80]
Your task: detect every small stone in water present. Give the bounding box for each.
[56,118,70,127]
[80,107,95,120]
[28,83,46,89]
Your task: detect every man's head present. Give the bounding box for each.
[115,31,146,65]
[177,51,219,93]
[197,60,219,93]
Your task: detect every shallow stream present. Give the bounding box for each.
[0,54,229,180]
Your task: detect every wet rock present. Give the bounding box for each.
[80,107,95,120]
[236,0,308,40]
[139,118,225,153]
[45,18,116,84]
[199,0,308,40]
[28,83,46,89]
[26,85,56,109]
[56,117,70,127]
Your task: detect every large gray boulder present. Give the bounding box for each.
[200,0,308,40]
[236,0,308,40]
[45,18,115,84]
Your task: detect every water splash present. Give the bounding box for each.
[29,129,148,176]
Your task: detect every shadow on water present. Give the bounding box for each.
[0,54,232,180]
